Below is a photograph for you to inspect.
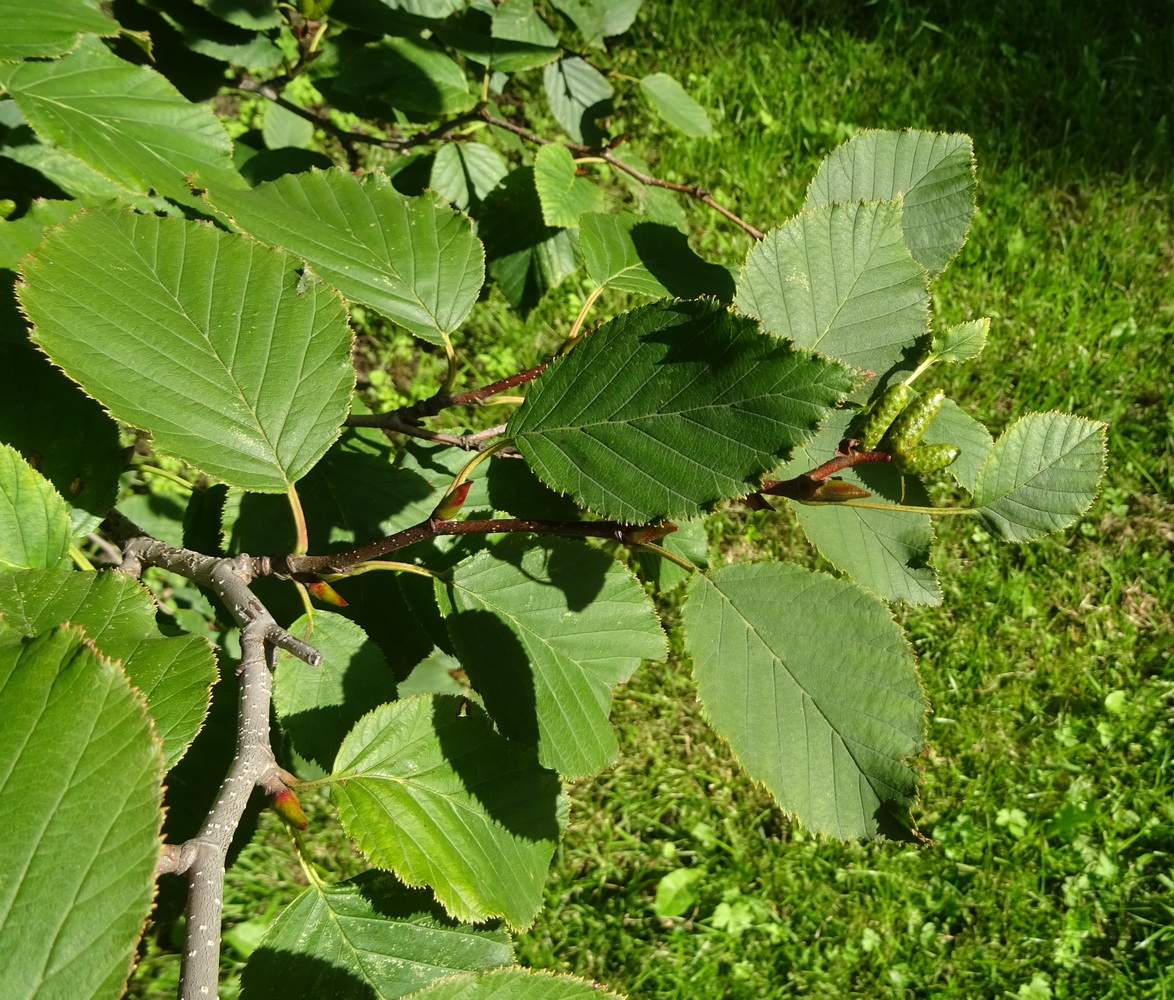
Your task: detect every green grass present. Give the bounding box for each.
[126,1,1174,997]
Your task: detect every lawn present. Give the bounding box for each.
[126,2,1173,997]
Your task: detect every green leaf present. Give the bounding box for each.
[551,0,641,48]
[638,73,711,138]
[275,611,397,770]
[578,212,734,300]
[431,142,509,211]
[332,694,566,929]
[972,412,1107,542]
[408,968,627,999]
[735,200,929,397]
[0,36,245,209]
[932,317,989,364]
[331,36,475,117]
[533,143,604,227]
[805,130,976,276]
[0,0,115,62]
[0,198,86,270]
[192,0,281,30]
[209,170,484,346]
[19,208,354,492]
[653,868,704,918]
[683,562,925,839]
[263,101,314,150]
[508,300,855,522]
[493,0,558,47]
[437,536,666,777]
[0,303,123,536]
[436,5,560,74]
[0,567,218,767]
[481,168,579,314]
[150,0,285,69]
[543,56,613,145]
[242,871,515,1000]
[920,398,994,494]
[633,517,709,593]
[0,443,71,574]
[778,411,938,605]
[0,625,165,1000]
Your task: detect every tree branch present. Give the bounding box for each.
[281,517,677,577]
[477,110,766,241]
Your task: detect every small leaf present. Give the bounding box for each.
[639,73,712,138]
[735,201,929,398]
[551,0,641,48]
[208,170,485,345]
[192,0,281,30]
[437,536,666,777]
[533,143,604,227]
[0,567,218,767]
[578,211,734,300]
[653,868,704,917]
[481,168,579,314]
[0,313,122,535]
[932,317,990,364]
[920,398,993,494]
[683,562,925,839]
[331,36,474,117]
[0,0,116,62]
[782,413,939,605]
[19,207,354,493]
[543,56,613,145]
[0,36,245,209]
[430,142,509,212]
[408,967,628,998]
[262,101,314,150]
[805,129,976,276]
[972,412,1107,542]
[241,871,515,1000]
[0,625,164,1000]
[332,694,566,929]
[0,442,72,574]
[508,300,855,522]
[274,611,397,771]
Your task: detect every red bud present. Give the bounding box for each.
[271,788,308,830]
[307,580,348,606]
[433,481,472,521]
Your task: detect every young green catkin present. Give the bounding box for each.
[857,383,914,451]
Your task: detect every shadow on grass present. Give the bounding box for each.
[645,0,1172,180]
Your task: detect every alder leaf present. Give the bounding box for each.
[409,968,628,999]
[533,143,604,227]
[0,35,244,209]
[241,871,514,1000]
[207,170,485,346]
[0,625,164,1000]
[436,536,666,777]
[0,443,71,574]
[683,562,925,839]
[735,200,929,397]
[0,567,217,767]
[0,0,116,61]
[19,207,354,493]
[972,412,1107,542]
[274,611,397,771]
[543,56,613,145]
[639,73,712,138]
[932,318,989,364]
[508,300,855,522]
[780,411,939,605]
[332,694,566,929]
[805,130,976,276]
[578,212,734,300]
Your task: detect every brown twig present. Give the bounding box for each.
[281,517,676,577]
[754,450,893,502]
[477,110,766,240]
